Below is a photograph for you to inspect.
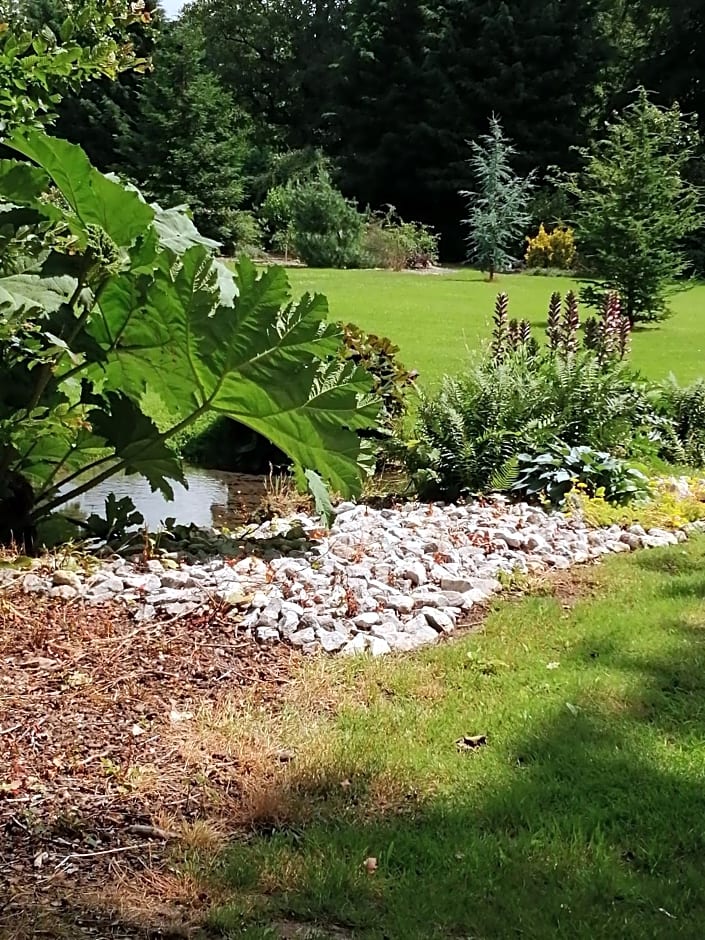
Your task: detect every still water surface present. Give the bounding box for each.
[60,466,268,530]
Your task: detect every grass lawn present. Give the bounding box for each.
[285,268,705,386]
[209,538,705,939]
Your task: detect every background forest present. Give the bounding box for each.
[20,0,705,265]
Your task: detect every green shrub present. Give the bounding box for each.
[259,184,297,258]
[341,324,416,431]
[261,173,364,268]
[406,351,648,500]
[512,443,650,507]
[525,223,576,270]
[360,207,439,270]
[648,378,705,467]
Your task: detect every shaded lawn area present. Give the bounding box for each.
[285,268,705,387]
[209,538,705,939]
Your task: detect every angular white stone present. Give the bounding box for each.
[368,636,392,657]
[421,607,455,633]
[318,629,350,653]
[402,561,427,586]
[52,570,82,591]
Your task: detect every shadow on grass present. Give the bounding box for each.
[634,549,703,576]
[211,612,705,938]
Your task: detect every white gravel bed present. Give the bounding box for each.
[3,493,702,656]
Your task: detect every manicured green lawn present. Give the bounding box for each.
[210,539,705,939]
[285,268,705,386]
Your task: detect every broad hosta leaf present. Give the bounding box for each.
[5,130,153,246]
[88,394,186,500]
[95,253,379,496]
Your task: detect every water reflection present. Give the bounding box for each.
[60,466,267,530]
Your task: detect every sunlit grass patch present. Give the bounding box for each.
[208,538,705,938]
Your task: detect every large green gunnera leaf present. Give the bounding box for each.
[4,131,153,246]
[95,254,379,496]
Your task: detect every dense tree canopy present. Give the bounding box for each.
[21,0,705,259]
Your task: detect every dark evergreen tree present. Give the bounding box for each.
[329,0,612,254]
[126,19,257,249]
[636,0,705,117]
[568,89,702,323]
[185,0,346,150]
[327,0,445,225]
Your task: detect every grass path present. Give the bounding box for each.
[209,538,705,938]
[286,268,705,386]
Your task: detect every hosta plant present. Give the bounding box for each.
[0,130,380,546]
[511,443,650,507]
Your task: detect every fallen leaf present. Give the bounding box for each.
[456,733,488,752]
[66,671,91,688]
[131,724,145,737]
[169,708,194,724]
[33,850,49,869]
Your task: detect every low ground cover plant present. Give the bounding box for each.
[566,476,705,529]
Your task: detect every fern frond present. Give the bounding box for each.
[490,456,519,491]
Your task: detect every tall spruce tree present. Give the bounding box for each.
[460,116,534,280]
[569,88,702,323]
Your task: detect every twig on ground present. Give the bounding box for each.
[54,843,153,870]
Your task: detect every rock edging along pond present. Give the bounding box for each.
[4,491,701,656]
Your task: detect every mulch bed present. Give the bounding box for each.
[0,589,296,938]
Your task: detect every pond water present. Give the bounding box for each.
[60,466,268,530]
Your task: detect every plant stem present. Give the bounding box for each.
[34,451,115,503]
[157,402,210,445]
[25,276,87,413]
[35,401,213,519]
[34,457,129,519]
